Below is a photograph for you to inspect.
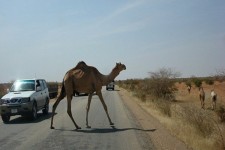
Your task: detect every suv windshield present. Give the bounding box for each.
[10,80,35,92]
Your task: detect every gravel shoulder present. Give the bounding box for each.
[118,88,190,150]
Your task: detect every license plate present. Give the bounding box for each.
[11,109,18,113]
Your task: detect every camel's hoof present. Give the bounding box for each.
[86,125,91,128]
[76,126,81,130]
[110,122,114,126]
[50,126,55,129]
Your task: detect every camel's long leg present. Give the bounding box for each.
[67,95,81,130]
[199,95,205,109]
[201,100,204,109]
[212,100,216,110]
[86,94,93,128]
[201,98,205,109]
[97,92,114,126]
[203,95,205,109]
[50,96,64,129]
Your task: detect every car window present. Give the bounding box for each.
[43,80,47,89]
[10,80,35,92]
[40,80,45,90]
[36,80,41,88]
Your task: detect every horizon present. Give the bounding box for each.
[0,75,222,84]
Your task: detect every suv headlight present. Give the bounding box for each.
[21,97,30,103]
[0,99,8,105]
[0,99,3,105]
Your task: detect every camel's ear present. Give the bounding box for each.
[116,63,120,69]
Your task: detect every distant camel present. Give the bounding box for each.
[211,89,217,110]
[199,87,205,109]
[187,85,191,94]
[50,61,126,129]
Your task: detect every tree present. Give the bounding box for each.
[147,68,181,100]
[214,69,225,82]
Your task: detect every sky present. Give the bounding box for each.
[0,0,225,83]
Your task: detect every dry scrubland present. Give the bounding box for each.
[117,79,225,150]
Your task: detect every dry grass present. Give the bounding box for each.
[174,104,216,137]
[152,99,172,117]
[143,99,225,150]
[168,118,221,150]
[118,80,225,150]
[216,106,225,122]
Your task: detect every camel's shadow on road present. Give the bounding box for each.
[76,127,156,134]
[56,126,156,134]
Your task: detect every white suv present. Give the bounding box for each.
[0,79,50,123]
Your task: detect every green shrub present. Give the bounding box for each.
[185,80,192,87]
[192,78,202,88]
[205,79,214,85]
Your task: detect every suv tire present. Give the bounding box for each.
[1,114,10,123]
[42,101,49,115]
[30,103,37,120]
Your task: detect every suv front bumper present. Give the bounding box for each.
[0,102,33,116]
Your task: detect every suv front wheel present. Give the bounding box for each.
[42,100,49,115]
[30,103,37,120]
[1,114,10,123]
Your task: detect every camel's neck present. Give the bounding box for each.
[100,69,120,86]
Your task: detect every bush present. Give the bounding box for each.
[154,99,172,117]
[134,91,146,102]
[185,80,192,87]
[205,79,214,85]
[176,105,216,138]
[147,68,180,100]
[214,69,225,82]
[216,105,225,122]
[0,93,3,99]
[118,79,141,92]
[192,78,202,88]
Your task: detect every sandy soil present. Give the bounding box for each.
[175,81,225,149]
[175,81,225,106]
[118,87,190,150]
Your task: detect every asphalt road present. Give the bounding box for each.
[0,89,154,150]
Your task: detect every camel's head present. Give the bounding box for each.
[116,62,126,71]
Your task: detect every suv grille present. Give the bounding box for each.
[5,98,21,104]
[10,98,21,103]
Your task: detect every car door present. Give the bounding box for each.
[42,80,49,101]
[39,80,46,107]
[35,80,44,109]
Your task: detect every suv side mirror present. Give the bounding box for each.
[36,86,42,92]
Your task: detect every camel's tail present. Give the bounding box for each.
[57,81,66,100]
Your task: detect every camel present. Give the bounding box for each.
[199,87,205,109]
[211,89,217,110]
[187,85,191,94]
[50,61,126,129]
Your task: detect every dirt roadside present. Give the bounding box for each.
[118,88,191,150]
